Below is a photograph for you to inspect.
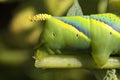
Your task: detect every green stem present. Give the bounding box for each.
[34,49,120,69]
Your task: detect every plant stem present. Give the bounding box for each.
[34,49,120,69]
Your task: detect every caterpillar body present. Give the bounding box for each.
[31,13,120,66]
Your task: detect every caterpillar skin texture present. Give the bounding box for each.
[31,13,120,66]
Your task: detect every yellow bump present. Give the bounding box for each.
[29,14,52,22]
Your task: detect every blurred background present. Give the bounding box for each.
[0,0,120,80]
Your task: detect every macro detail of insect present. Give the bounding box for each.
[30,13,120,66]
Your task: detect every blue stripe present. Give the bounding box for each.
[91,14,120,32]
[55,17,91,38]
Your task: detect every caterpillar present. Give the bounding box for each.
[30,13,120,66]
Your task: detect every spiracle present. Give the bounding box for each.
[29,14,52,22]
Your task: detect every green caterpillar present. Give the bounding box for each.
[30,13,120,66]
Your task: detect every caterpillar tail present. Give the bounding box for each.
[29,14,52,22]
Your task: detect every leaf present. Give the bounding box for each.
[43,0,74,16]
[98,0,108,13]
[67,0,83,16]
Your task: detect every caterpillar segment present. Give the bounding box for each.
[40,15,90,53]
[90,13,120,66]
[31,13,120,66]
